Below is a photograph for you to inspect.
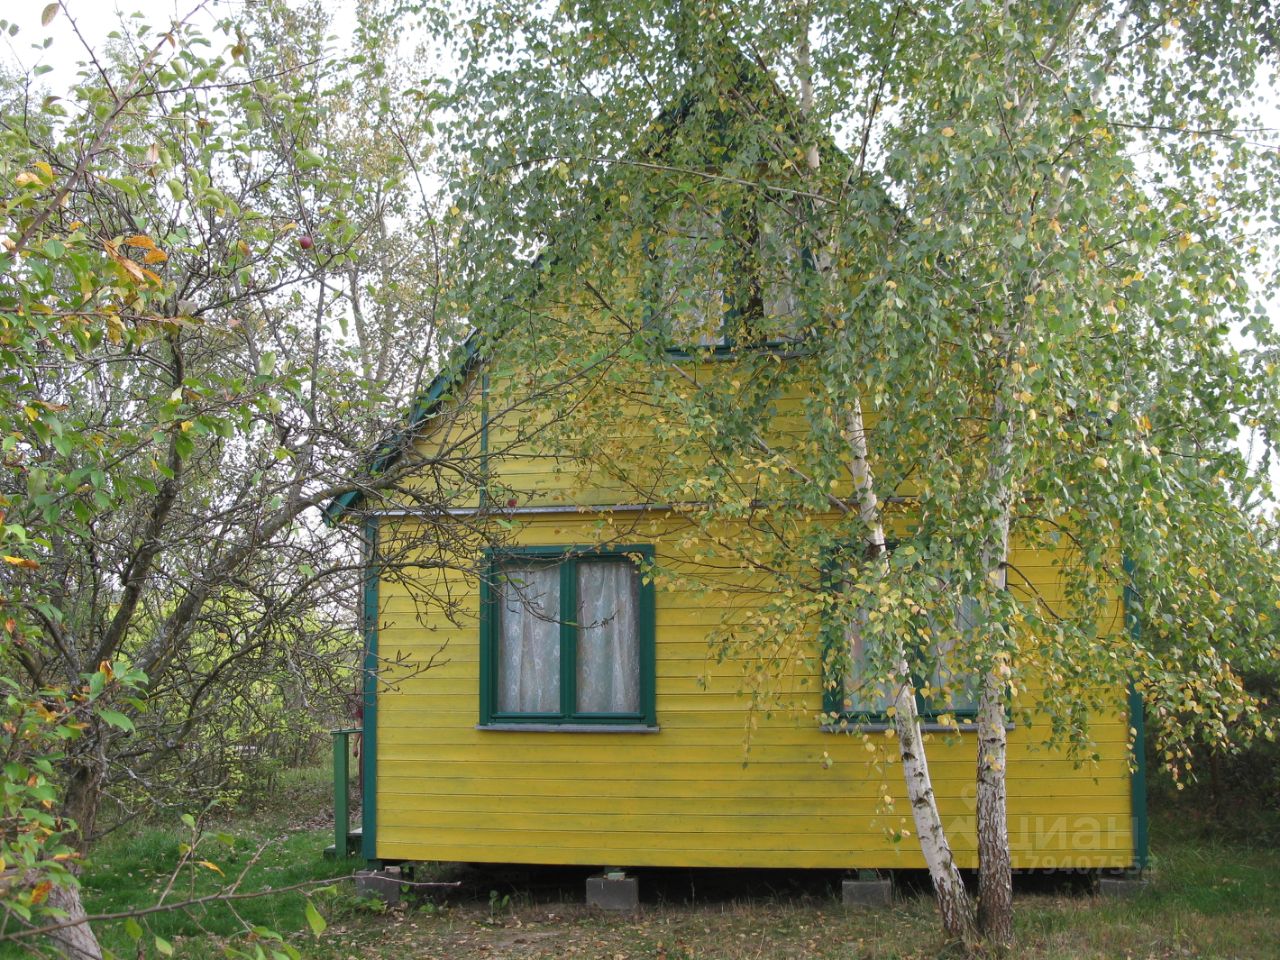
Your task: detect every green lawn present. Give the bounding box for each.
[3,776,1276,959]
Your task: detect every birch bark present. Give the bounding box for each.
[975,388,1018,946]
[797,11,977,945]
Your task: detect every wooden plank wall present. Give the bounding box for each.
[374,514,1133,870]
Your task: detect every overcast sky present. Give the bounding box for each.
[5,0,1278,500]
[2,0,359,92]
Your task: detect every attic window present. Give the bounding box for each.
[652,200,809,352]
[750,199,807,344]
[480,546,656,728]
[657,208,727,347]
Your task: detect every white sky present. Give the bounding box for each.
[1,1,358,91]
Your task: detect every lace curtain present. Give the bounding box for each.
[496,559,639,715]
[497,564,561,713]
[576,561,640,713]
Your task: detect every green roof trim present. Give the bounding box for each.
[324,331,482,523]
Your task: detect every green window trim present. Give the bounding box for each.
[819,541,983,726]
[641,200,816,357]
[479,544,657,728]
[820,675,983,728]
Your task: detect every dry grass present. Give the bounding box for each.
[308,831,1278,960]
[6,779,1270,960]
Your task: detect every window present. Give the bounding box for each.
[479,546,656,727]
[657,207,727,348]
[650,199,810,353]
[822,545,981,724]
[751,199,808,344]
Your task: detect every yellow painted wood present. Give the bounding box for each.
[371,840,1131,871]
[375,789,1130,814]
[371,508,1136,870]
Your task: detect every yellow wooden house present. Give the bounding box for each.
[327,54,1147,881]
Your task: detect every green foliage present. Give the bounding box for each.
[0,807,357,960]
[0,663,145,924]
[435,4,1280,943]
[0,0,459,948]
[439,0,1280,770]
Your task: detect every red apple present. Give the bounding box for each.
[298,235,314,250]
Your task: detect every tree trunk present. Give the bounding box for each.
[976,669,1013,946]
[45,880,103,960]
[845,401,979,947]
[41,754,108,959]
[975,387,1017,948]
[797,14,976,946]
[892,656,979,943]
[61,750,106,849]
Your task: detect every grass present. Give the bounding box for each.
[0,765,361,960]
[3,770,1276,959]
[303,828,1280,960]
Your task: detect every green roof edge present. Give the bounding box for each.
[324,330,483,523]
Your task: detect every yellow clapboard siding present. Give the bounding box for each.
[371,822,1127,857]
[375,817,1132,860]
[374,789,1131,815]
[377,693,1127,726]
[375,729,1130,757]
[372,840,1132,871]
[377,757,1130,783]
[372,716,1129,741]
[376,777,1127,805]
[371,713,1129,745]
[372,502,1137,869]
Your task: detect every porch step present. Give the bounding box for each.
[323,826,362,859]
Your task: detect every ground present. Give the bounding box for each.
[1,768,1275,959]
[310,842,1280,960]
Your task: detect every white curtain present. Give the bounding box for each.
[845,611,895,714]
[662,208,724,345]
[576,561,640,713]
[497,564,561,713]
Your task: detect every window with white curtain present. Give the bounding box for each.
[482,547,655,727]
[495,564,562,714]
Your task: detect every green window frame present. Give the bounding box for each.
[820,542,981,726]
[479,545,657,727]
[645,198,814,356]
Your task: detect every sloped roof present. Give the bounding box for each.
[323,330,482,522]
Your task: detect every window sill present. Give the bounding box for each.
[820,722,1016,734]
[476,723,660,734]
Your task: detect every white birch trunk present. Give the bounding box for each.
[845,401,978,945]
[975,390,1016,946]
[976,662,1012,944]
[797,12,977,944]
